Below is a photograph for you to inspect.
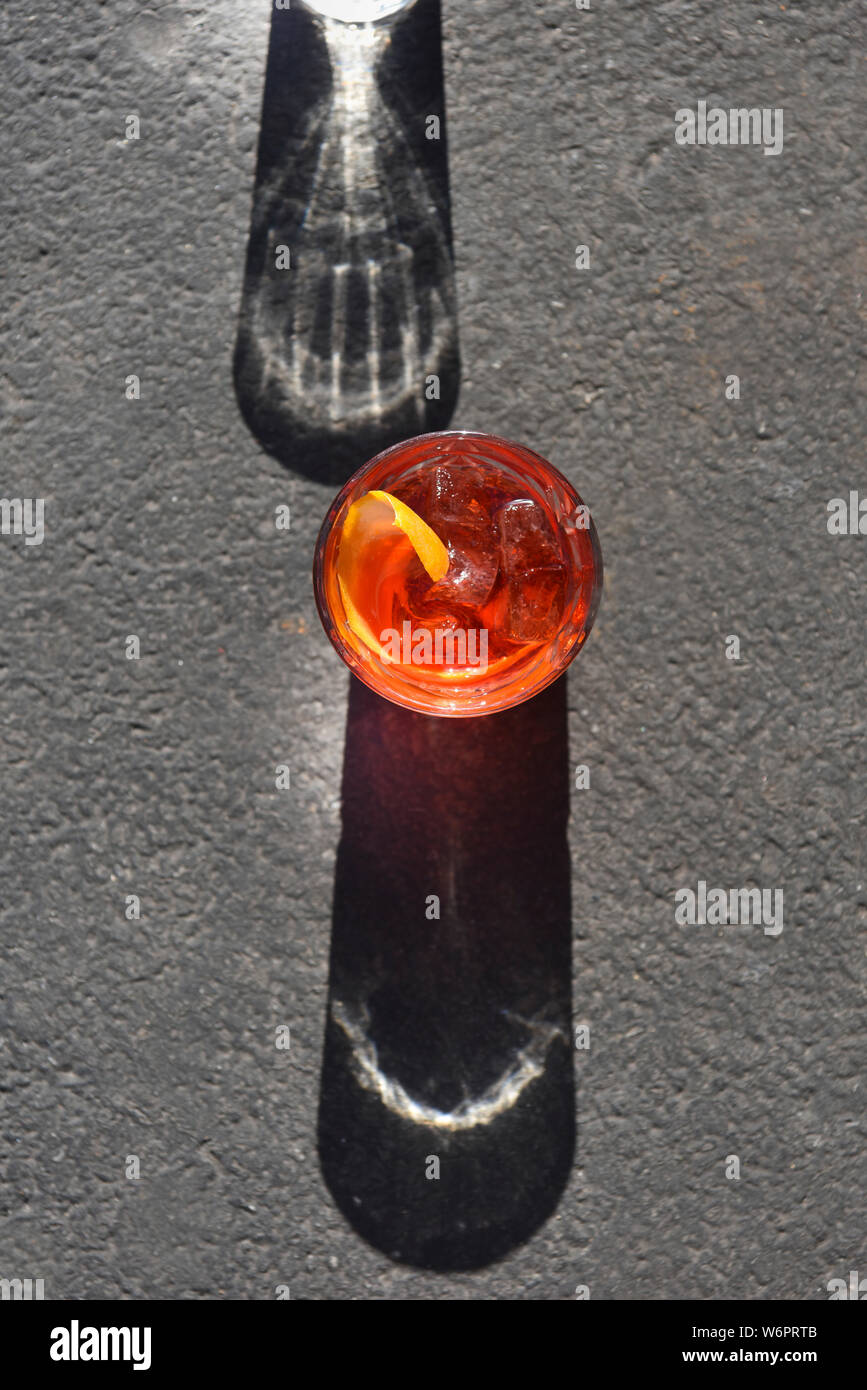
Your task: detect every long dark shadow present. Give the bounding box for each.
[318,677,574,1270]
[238,0,574,1271]
[234,0,459,486]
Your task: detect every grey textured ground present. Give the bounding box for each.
[1,0,864,1299]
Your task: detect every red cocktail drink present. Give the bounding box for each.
[313,431,602,716]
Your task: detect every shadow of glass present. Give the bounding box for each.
[238,0,574,1272]
[234,0,460,486]
[318,677,574,1270]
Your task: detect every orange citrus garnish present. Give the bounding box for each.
[336,489,449,657]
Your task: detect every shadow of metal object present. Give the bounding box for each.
[318,677,574,1270]
[234,0,460,485]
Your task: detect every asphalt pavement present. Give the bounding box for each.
[0,0,864,1298]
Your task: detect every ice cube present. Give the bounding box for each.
[428,463,492,529]
[500,567,567,645]
[397,549,476,626]
[391,474,429,516]
[426,525,499,608]
[497,497,562,573]
[411,467,500,609]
